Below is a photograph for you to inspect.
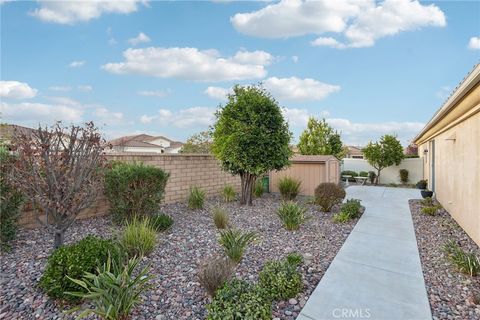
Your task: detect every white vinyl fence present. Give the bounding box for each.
[341,158,423,184]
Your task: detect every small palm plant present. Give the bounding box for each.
[188,186,206,209]
[218,229,256,264]
[277,201,310,230]
[66,254,152,320]
[278,177,301,200]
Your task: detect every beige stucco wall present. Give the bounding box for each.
[418,111,480,245]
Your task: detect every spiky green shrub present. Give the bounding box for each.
[314,182,346,212]
[188,186,206,209]
[198,256,235,297]
[218,229,256,264]
[420,197,434,207]
[278,177,301,200]
[206,279,271,320]
[443,240,480,276]
[213,207,229,229]
[254,180,264,198]
[66,254,152,320]
[421,206,438,216]
[0,146,23,251]
[222,185,236,202]
[149,213,173,232]
[104,162,169,223]
[39,236,118,301]
[258,259,302,300]
[277,201,310,231]
[120,218,156,258]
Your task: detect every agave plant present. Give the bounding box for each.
[218,229,256,264]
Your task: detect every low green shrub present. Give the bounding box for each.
[149,213,173,231]
[278,177,301,200]
[333,199,362,223]
[213,207,229,229]
[443,240,480,276]
[399,169,409,184]
[39,235,118,301]
[314,183,346,212]
[258,259,302,300]
[66,254,152,319]
[198,256,235,296]
[206,279,271,320]
[188,186,206,209]
[104,162,169,223]
[416,179,428,189]
[420,197,434,207]
[218,229,256,264]
[254,180,264,198]
[358,171,369,177]
[120,218,156,257]
[222,185,236,202]
[286,252,303,267]
[368,171,376,184]
[277,201,310,231]
[341,170,358,182]
[0,146,23,251]
[421,206,439,216]
[332,211,351,223]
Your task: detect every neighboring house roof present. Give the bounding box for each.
[347,145,363,154]
[414,63,480,145]
[291,155,337,163]
[109,134,183,148]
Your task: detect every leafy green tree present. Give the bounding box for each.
[363,134,404,184]
[179,130,212,154]
[298,118,346,159]
[212,85,292,205]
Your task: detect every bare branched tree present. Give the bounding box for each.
[9,122,107,248]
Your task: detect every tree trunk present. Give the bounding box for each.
[54,230,64,249]
[240,173,256,206]
[375,169,381,185]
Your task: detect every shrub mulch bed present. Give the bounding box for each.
[410,199,480,320]
[0,194,358,320]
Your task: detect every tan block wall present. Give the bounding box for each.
[418,112,480,246]
[19,153,240,228]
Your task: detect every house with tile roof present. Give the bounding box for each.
[108,134,184,154]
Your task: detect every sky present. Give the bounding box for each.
[1,0,479,146]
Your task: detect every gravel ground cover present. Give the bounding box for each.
[410,199,480,320]
[0,194,358,320]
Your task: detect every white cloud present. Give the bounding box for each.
[140,107,216,128]
[137,89,171,98]
[0,81,38,99]
[232,0,446,49]
[205,86,231,100]
[30,0,145,25]
[78,85,93,92]
[49,85,72,92]
[291,56,299,63]
[468,37,480,50]
[93,107,124,124]
[46,96,81,107]
[102,47,273,81]
[263,76,340,101]
[128,32,151,45]
[69,60,85,68]
[0,101,83,123]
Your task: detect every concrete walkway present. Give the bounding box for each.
[298,186,431,320]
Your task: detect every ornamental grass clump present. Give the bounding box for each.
[314,182,346,212]
[278,177,301,200]
[253,180,264,198]
[212,207,229,229]
[218,229,256,264]
[120,218,156,258]
[442,240,480,276]
[277,201,310,231]
[188,186,206,209]
[198,256,235,297]
[222,185,236,202]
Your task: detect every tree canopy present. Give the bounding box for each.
[363,134,404,184]
[179,130,212,154]
[297,117,346,159]
[212,85,292,205]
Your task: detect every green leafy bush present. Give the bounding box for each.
[206,279,271,320]
[198,256,234,296]
[120,218,156,257]
[421,206,438,216]
[104,162,169,223]
[368,171,376,184]
[254,180,264,198]
[286,252,303,267]
[443,240,480,276]
[416,179,428,189]
[0,146,23,251]
[341,170,358,182]
[218,229,256,264]
[277,201,310,230]
[66,254,152,319]
[278,177,301,200]
[359,171,369,177]
[213,207,229,229]
[314,183,346,212]
[188,186,206,209]
[399,169,409,184]
[39,235,118,301]
[258,259,302,300]
[149,213,173,231]
[222,185,236,202]
[333,199,362,222]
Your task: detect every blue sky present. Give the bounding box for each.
[1,0,479,146]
